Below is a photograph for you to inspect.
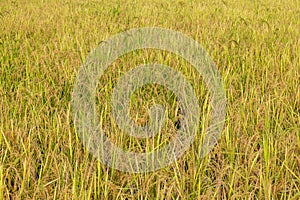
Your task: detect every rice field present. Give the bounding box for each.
[0,0,299,199]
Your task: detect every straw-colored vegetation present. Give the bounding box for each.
[0,0,299,199]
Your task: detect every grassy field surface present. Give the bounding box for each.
[0,0,299,199]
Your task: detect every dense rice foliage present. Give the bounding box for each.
[0,0,299,199]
